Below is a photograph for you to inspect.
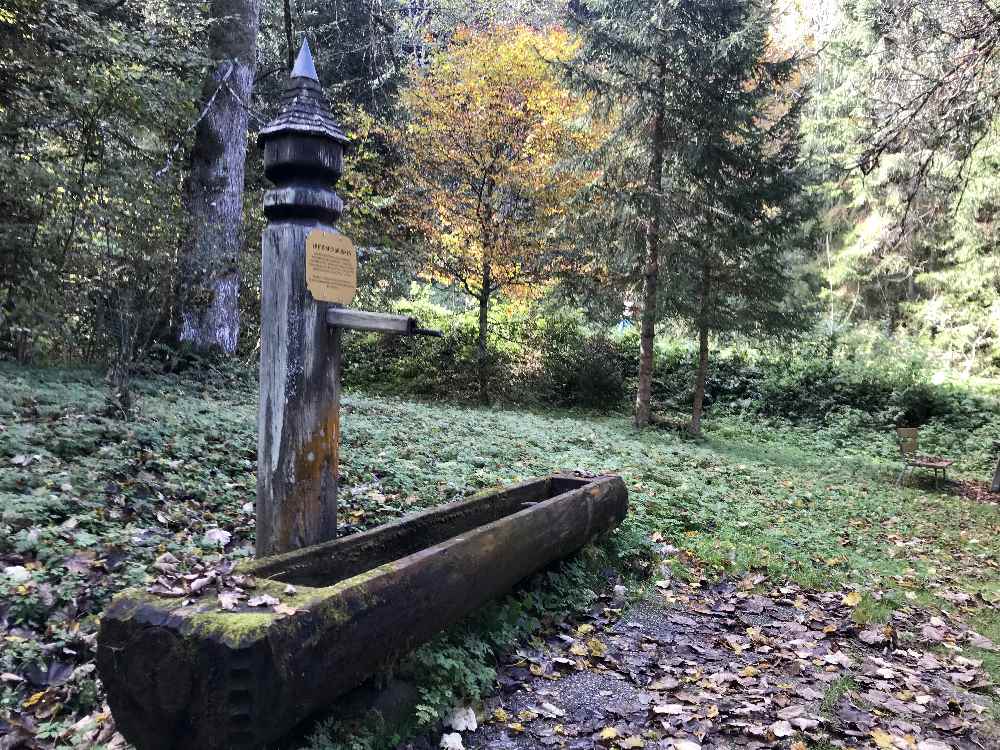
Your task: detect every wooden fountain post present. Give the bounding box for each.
[256,40,351,557]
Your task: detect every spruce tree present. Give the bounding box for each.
[661,2,809,434]
[568,0,807,428]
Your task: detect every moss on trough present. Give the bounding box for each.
[112,557,404,651]
[187,611,276,646]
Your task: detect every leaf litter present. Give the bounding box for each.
[460,564,997,750]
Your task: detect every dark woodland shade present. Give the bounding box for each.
[259,39,349,225]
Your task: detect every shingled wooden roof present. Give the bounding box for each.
[259,40,348,146]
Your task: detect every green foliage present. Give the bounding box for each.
[800,0,1000,374]
[1,364,997,746]
[535,311,632,408]
[339,301,996,433]
[0,0,206,365]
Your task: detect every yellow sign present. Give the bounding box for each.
[305,230,357,304]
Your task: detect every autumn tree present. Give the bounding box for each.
[397,26,588,404]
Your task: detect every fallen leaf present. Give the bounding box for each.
[587,638,608,657]
[23,690,46,708]
[189,576,213,594]
[648,677,680,690]
[871,728,893,748]
[218,590,242,610]
[769,720,794,738]
[202,528,231,547]
[653,703,684,715]
[539,702,565,718]
[777,705,805,720]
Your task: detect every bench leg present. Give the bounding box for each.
[897,466,908,487]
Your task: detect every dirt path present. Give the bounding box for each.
[450,574,998,750]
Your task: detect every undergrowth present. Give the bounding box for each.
[0,364,997,749]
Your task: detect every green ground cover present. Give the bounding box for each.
[0,364,998,747]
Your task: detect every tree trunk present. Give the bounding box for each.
[991,443,1000,493]
[178,0,260,355]
[477,260,492,406]
[690,324,709,436]
[283,0,294,71]
[633,58,666,428]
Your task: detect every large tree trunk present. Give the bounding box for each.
[477,260,492,406]
[634,58,666,428]
[178,0,260,355]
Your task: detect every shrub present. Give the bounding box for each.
[536,315,631,409]
[337,302,999,426]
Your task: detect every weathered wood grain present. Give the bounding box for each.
[255,41,349,556]
[327,308,416,334]
[97,474,628,750]
[256,223,342,556]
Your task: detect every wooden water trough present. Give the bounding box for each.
[97,473,627,750]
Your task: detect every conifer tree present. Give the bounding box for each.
[568,0,807,428]
[662,3,808,434]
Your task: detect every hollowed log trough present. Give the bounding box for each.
[97,473,628,750]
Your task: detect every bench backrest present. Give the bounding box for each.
[896,427,919,456]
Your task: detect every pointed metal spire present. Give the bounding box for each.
[291,38,319,81]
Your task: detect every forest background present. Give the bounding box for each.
[1,0,999,430]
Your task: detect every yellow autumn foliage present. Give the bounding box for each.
[397,25,589,303]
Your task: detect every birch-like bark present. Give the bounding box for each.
[178,0,261,354]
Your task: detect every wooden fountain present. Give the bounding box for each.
[96,41,628,750]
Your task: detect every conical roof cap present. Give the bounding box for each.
[259,39,348,146]
[291,39,319,81]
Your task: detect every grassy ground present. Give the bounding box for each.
[0,365,998,748]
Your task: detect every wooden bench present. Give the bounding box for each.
[896,427,954,487]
